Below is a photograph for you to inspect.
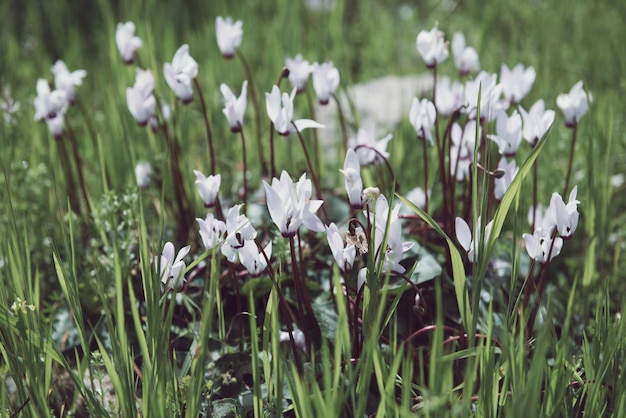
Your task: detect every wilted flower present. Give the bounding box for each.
[116,21,142,64]
[285,54,312,93]
[416,24,449,68]
[239,239,272,277]
[155,242,191,289]
[164,44,198,104]
[311,61,340,105]
[362,187,381,206]
[435,76,464,117]
[33,78,68,138]
[500,63,536,105]
[519,99,555,147]
[193,170,221,208]
[126,68,156,126]
[51,60,86,104]
[263,170,324,237]
[409,97,436,144]
[340,149,364,209]
[216,16,243,59]
[455,216,494,263]
[326,223,356,273]
[451,32,479,75]
[265,85,324,135]
[135,161,152,188]
[197,213,226,251]
[494,157,518,200]
[220,80,247,132]
[348,125,393,166]
[556,81,590,128]
[488,110,523,157]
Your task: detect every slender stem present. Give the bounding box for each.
[289,235,313,351]
[162,121,192,243]
[332,92,349,156]
[532,161,538,232]
[527,231,558,335]
[55,136,81,214]
[305,87,322,175]
[239,128,248,215]
[193,79,216,175]
[563,124,578,196]
[353,144,398,192]
[269,123,276,179]
[292,122,330,224]
[64,119,92,215]
[76,93,111,191]
[236,50,265,176]
[420,131,429,213]
[228,263,244,352]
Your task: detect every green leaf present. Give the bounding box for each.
[210,398,244,418]
[395,193,471,332]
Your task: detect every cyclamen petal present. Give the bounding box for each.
[216,16,243,58]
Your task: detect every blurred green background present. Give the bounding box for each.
[1,0,625,304]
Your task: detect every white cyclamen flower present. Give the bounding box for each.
[451,32,479,75]
[547,186,580,239]
[164,44,198,104]
[216,16,243,59]
[221,80,247,133]
[326,223,356,273]
[348,125,393,166]
[51,60,86,104]
[450,121,480,181]
[263,170,324,237]
[285,54,312,93]
[409,97,436,144]
[116,21,142,64]
[494,157,519,201]
[155,242,191,289]
[435,76,465,117]
[33,78,68,138]
[455,216,494,263]
[197,213,226,251]
[556,81,591,128]
[135,162,153,188]
[463,71,505,121]
[311,61,340,105]
[519,99,555,147]
[265,85,324,135]
[500,63,536,105]
[221,205,257,263]
[193,170,221,208]
[126,69,156,126]
[239,240,272,277]
[416,24,449,68]
[340,149,364,209]
[368,195,413,274]
[523,227,562,263]
[488,110,523,157]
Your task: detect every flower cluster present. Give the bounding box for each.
[33,60,86,138]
